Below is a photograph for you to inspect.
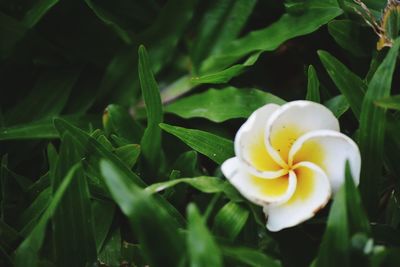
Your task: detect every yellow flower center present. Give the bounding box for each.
[249,126,326,201]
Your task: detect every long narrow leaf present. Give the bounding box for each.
[51,133,97,267]
[212,202,249,241]
[306,65,320,102]
[359,38,400,217]
[201,0,342,73]
[145,176,241,201]
[160,123,234,164]
[53,118,185,226]
[165,87,284,122]
[187,203,223,267]
[318,50,366,119]
[100,159,185,267]
[14,164,80,267]
[138,45,163,168]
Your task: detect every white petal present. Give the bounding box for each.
[221,157,296,206]
[265,100,340,164]
[289,130,361,193]
[234,104,287,178]
[265,162,331,232]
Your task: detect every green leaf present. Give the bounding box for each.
[145,176,241,201]
[0,115,100,141]
[98,227,121,266]
[53,118,185,226]
[371,248,400,267]
[324,95,350,118]
[318,50,366,119]
[165,87,285,122]
[96,46,140,105]
[190,0,257,71]
[105,104,143,144]
[139,0,197,73]
[54,118,145,188]
[221,246,281,267]
[84,0,134,44]
[51,133,97,267]
[328,20,368,57]
[0,120,56,140]
[344,164,371,235]
[375,95,400,110]
[359,38,400,218]
[200,0,342,73]
[314,178,350,267]
[138,45,164,168]
[306,65,320,102]
[22,0,59,28]
[191,53,261,84]
[171,151,201,177]
[159,123,234,164]
[92,199,116,252]
[212,202,249,241]
[14,164,80,267]
[0,156,25,224]
[315,162,371,267]
[100,159,185,267]
[120,241,146,266]
[160,75,197,104]
[96,134,114,151]
[187,203,223,267]
[18,188,51,235]
[114,144,141,168]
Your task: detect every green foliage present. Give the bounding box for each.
[165,87,285,122]
[314,162,371,267]
[2,0,400,266]
[51,133,96,267]
[375,95,400,110]
[100,159,185,267]
[138,45,164,171]
[160,123,234,164]
[306,65,321,103]
[187,203,223,267]
[359,39,400,218]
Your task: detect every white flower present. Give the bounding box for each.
[221,100,361,232]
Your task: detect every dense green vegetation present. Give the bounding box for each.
[1,0,400,266]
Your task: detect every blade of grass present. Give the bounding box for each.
[165,87,284,122]
[138,45,163,170]
[160,123,234,164]
[54,118,185,226]
[306,65,321,102]
[318,50,366,119]
[375,95,400,110]
[187,203,223,267]
[212,202,249,241]
[14,164,80,267]
[100,159,185,267]
[145,176,241,201]
[359,38,400,218]
[51,133,97,267]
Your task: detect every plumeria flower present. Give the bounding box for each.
[221,100,361,232]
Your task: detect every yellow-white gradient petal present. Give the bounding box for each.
[265,162,331,232]
[289,130,361,193]
[265,101,340,164]
[221,157,296,206]
[234,104,288,178]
